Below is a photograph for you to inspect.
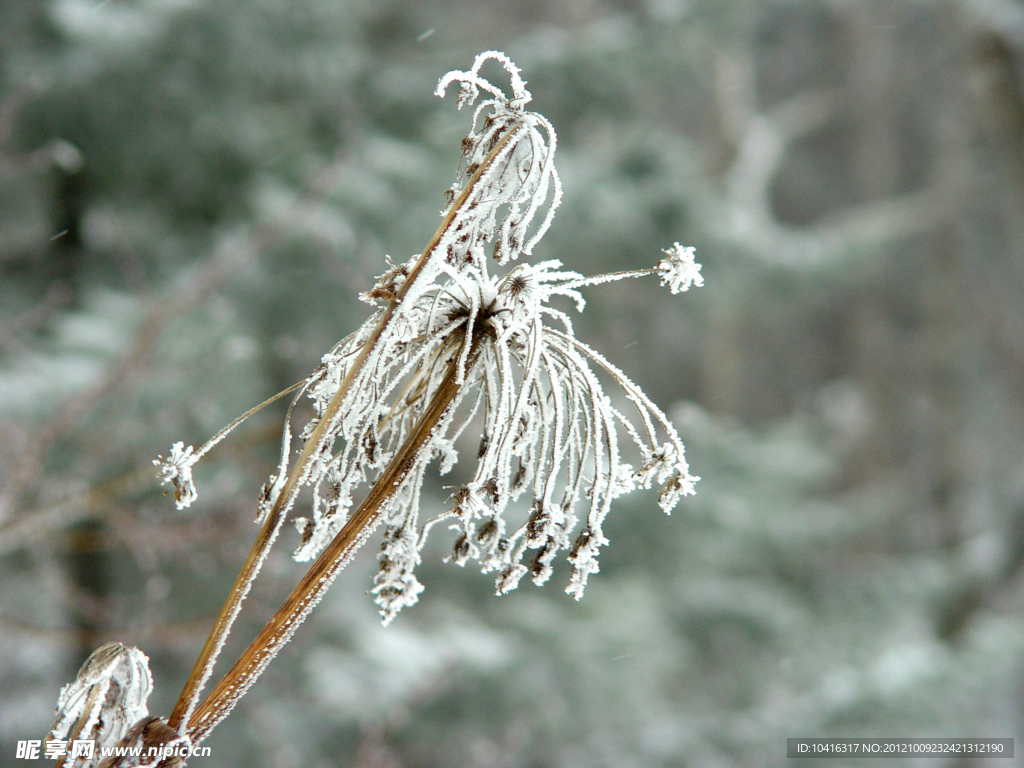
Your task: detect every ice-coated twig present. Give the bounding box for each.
[153,381,303,510]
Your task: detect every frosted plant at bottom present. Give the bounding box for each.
[48,52,705,765]
[48,643,153,768]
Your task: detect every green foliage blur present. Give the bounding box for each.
[2,0,1024,766]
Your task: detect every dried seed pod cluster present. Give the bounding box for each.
[49,643,153,768]
[153,51,701,626]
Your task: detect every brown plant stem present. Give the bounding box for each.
[164,475,289,732]
[166,122,523,735]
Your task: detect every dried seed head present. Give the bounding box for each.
[656,242,704,294]
[450,534,474,566]
[372,523,425,625]
[496,563,528,594]
[50,643,153,762]
[154,52,701,629]
[530,538,560,586]
[153,442,197,510]
[476,517,501,547]
[359,255,411,306]
[502,271,533,302]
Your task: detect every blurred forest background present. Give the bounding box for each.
[2,0,1024,766]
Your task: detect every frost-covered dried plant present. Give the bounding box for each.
[48,643,153,768]
[53,52,702,764]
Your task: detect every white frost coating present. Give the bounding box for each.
[154,53,702,626]
[656,242,704,294]
[49,643,152,765]
[153,441,197,509]
[435,50,562,264]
